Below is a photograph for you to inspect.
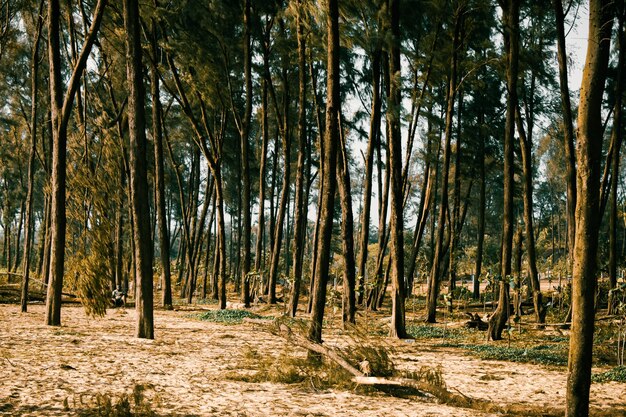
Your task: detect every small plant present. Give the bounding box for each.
[195,309,260,324]
[462,344,568,366]
[591,366,626,383]
[72,384,157,417]
[407,324,462,340]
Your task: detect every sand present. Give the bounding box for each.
[0,304,624,416]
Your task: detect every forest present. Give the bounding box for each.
[0,0,625,415]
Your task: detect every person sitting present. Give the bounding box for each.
[112,286,126,307]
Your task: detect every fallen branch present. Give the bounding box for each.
[275,324,364,377]
[274,323,433,394]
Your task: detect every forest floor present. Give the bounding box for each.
[0,298,625,416]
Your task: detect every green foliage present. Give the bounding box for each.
[407,324,462,339]
[195,309,260,324]
[591,366,626,383]
[443,343,568,366]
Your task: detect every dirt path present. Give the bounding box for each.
[0,304,624,416]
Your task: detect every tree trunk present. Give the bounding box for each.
[426,8,462,323]
[357,47,382,306]
[566,0,614,413]
[289,1,308,317]
[45,0,106,326]
[516,97,546,324]
[337,115,356,324]
[267,32,291,304]
[448,88,464,298]
[488,0,519,341]
[21,0,44,313]
[473,110,486,300]
[553,0,577,272]
[308,0,339,351]
[124,0,153,339]
[254,77,269,275]
[387,0,407,338]
[237,0,252,307]
[406,104,437,297]
[149,6,172,310]
[608,2,625,315]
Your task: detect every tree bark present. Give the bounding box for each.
[488,0,519,341]
[608,1,625,315]
[386,0,407,338]
[124,0,153,339]
[426,8,462,323]
[289,0,308,317]
[566,0,614,413]
[149,4,172,310]
[21,0,44,313]
[357,46,382,306]
[45,0,107,326]
[308,0,339,351]
[473,111,486,299]
[237,0,252,307]
[337,115,357,324]
[553,0,577,271]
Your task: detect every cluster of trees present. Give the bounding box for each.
[0,0,624,414]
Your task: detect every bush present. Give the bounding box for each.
[71,384,157,417]
[407,325,462,339]
[462,344,567,366]
[592,366,626,383]
[195,309,260,324]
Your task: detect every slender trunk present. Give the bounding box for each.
[553,0,577,271]
[337,115,356,324]
[387,0,406,338]
[516,98,546,323]
[406,106,437,296]
[237,0,252,307]
[289,2,308,316]
[150,9,172,310]
[21,0,44,312]
[566,0,613,413]
[125,0,153,338]
[357,47,382,306]
[448,88,464,297]
[608,2,625,315]
[488,0,519,341]
[308,0,339,350]
[45,0,107,326]
[426,9,462,323]
[474,113,486,299]
[254,79,269,274]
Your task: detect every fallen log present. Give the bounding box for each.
[275,324,364,377]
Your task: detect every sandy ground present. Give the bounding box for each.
[0,303,625,416]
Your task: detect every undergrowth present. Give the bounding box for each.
[407,324,463,340]
[592,366,626,383]
[438,342,568,366]
[70,384,158,417]
[194,309,260,324]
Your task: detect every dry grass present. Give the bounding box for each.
[68,384,159,417]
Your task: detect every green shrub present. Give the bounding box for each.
[195,309,260,324]
[462,344,568,366]
[407,325,462,339]
[592,366,626,383]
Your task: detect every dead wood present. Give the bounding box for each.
[275,323,364,377]
[464,313,488,330]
